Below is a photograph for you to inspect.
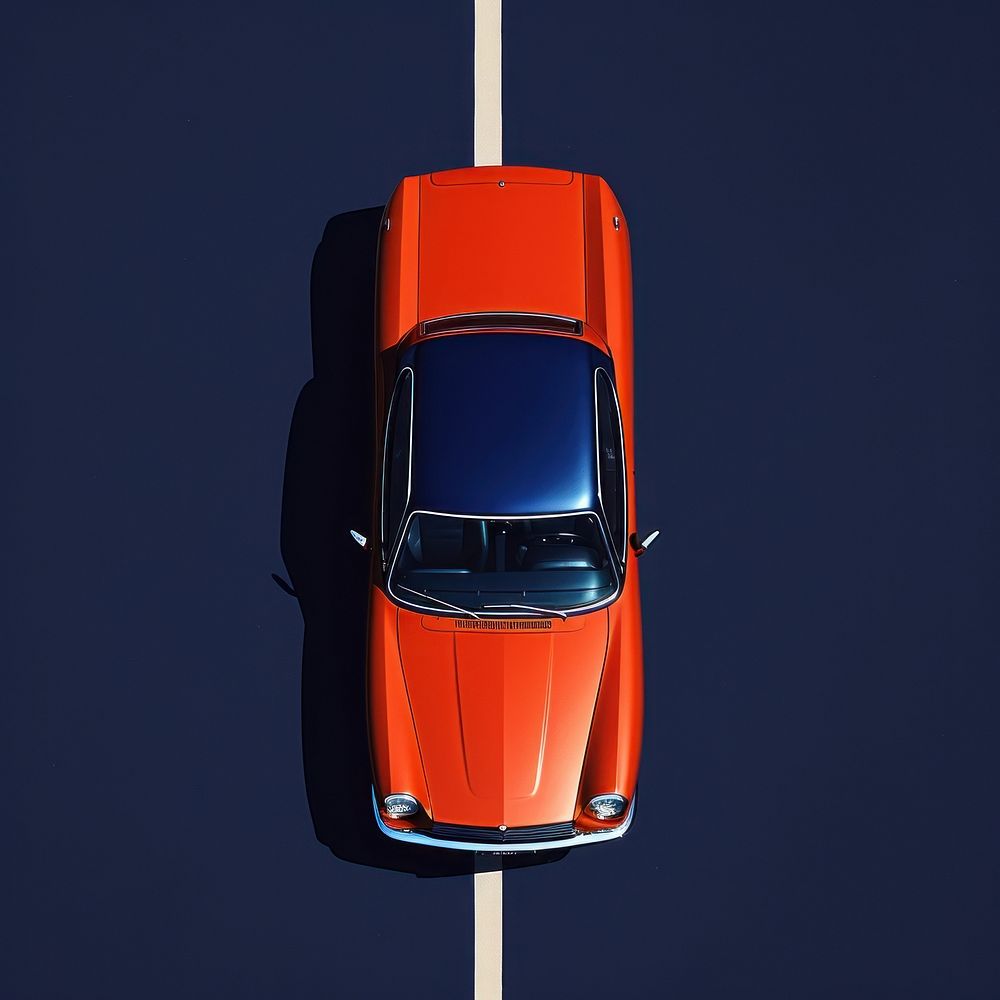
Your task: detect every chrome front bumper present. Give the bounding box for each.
[371,786,634,852]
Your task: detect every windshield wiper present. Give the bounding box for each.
[482,603,568,620]
[397,584,482,620]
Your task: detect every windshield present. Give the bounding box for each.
[387,512,619,616]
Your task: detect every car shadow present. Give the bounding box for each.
[279,208,568,877]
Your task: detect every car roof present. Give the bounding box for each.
[399,332,610,517]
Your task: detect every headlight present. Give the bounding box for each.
[383,793,420,818]
[586,793,627,820]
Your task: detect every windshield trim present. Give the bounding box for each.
[384,508,623,618]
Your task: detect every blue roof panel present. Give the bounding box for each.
[403,333,607,516]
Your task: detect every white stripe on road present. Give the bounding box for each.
[473,3,503,994]
[474,868,503,999]
[474,0,502,165]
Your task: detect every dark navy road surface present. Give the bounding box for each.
[5,2,999,997]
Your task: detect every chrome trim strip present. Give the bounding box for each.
[379,367,414,566]
[594,368,628,566]
[371,787,634,853]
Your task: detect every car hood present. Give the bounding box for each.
[396,610,609,829]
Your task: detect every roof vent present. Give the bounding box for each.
[421,312,582,338]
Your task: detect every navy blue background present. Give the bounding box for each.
[6,2,998,996]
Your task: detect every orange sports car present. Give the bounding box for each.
[356,165,657,851]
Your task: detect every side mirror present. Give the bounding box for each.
[349,529,369,549]
[629,529,660,557]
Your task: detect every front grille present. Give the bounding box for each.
[428,820,577,844]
